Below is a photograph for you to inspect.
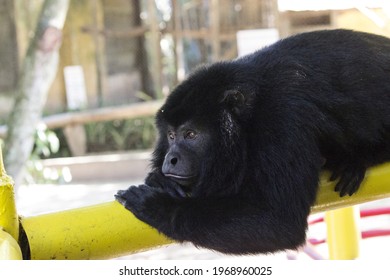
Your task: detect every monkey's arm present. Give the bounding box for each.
[116,184,307,254]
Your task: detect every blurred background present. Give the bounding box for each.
[0,0,390,259]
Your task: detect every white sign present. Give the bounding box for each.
[64,65,88,110]
[236,28,279,57]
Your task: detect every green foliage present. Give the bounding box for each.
[26,124,65,184]
[46,116,157,156]
[33,124,60,158]
[84,117,156,153]
[23,116,156,183]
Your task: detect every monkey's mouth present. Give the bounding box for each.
[164,173,195,180]
[164,173,196,196]
[165,174,196,186]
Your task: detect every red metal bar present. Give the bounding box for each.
[309,207,390,225]
[308,229,390,246]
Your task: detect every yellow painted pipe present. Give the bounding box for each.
[0,145,22,260]
[20,201,173,260]
[0,145,19,241]
[0,229,22,260]
[325,206,360,260]
[313,162,390,213]
[19,162,390,260]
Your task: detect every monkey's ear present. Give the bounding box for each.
[221,90,246,115]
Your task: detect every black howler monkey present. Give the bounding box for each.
[116,29,390,254]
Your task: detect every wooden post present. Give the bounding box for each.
[92,0,105,107]
[148,0,163,97]
[172,0,185,83]
[134,0,155,98]
[210,0,220,61]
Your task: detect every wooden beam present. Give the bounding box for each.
[0,100,164,138]
[80,25,236,41]
[80,25,148,38]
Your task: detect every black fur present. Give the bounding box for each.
[116,29,390,254]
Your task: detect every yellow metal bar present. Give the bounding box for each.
[325,206,360,260]
[0,145,19,241]
[0,145,22,260]
[313,162,390,213]
[0,229,23,260]
[20,201,173,259]
[19,162,390,260]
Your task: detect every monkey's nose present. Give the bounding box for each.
[170,157,178,165]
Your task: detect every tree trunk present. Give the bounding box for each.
[4,0,70,186]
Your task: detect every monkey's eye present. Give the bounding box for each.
[185,130,197,140]
[168,131,175,140]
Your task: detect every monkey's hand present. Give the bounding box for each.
[115,184,179,235]
[329,163,366,197]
